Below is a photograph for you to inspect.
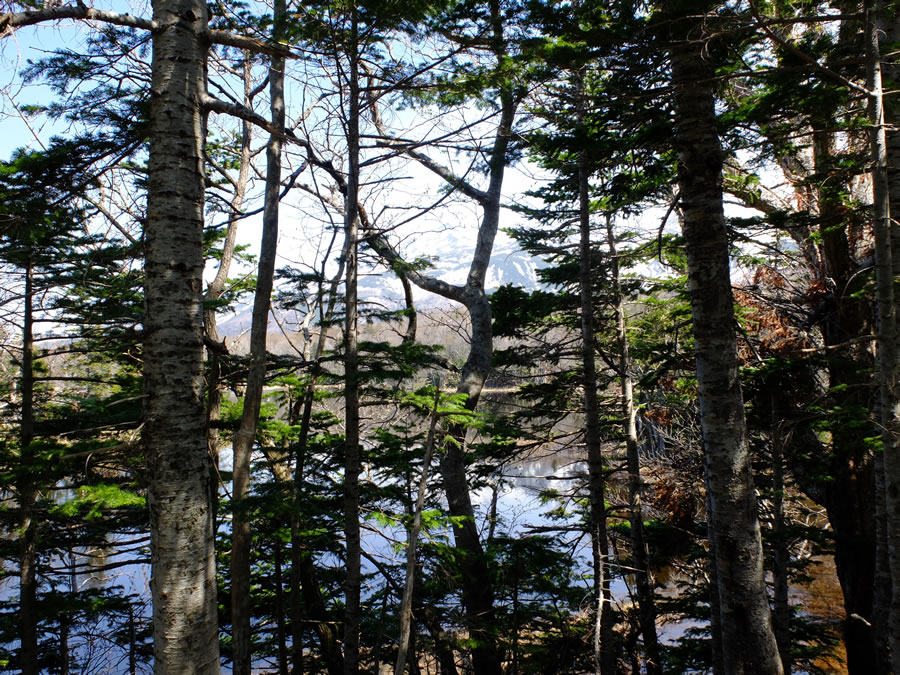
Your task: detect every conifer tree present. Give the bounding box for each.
[666,2,782,671]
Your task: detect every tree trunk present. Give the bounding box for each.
[575,136,615,674]
[770,409,791,673]
[19,253,37,675]
[145,0,219,667]
[395,389,441,674]
[230,3,286,670]
[866,5,900,670]
[205,57,252,458]
[362,6,516,667]
[342,11,363,671]
[262,243,347,675]
[668,5,783,673]
[811,120,878,674]
[704,480,725,675]
[604,216,661,675]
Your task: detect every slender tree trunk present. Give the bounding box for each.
[873,448,892,673]
[361,7,515,667]
[876,0,900,664]
[704,474,725,675]
[395,389,441,674]
[770,409,791,673]
[604,216,660,674]
[812,121,879,675]
[574,128,615,674]
[274,540,290,675]
[866,5,900,671]
[342,12,363,671]
[19,253,37,675]
[668,5,783,673]
[259,245,347,675]
[145,0,219,667]
[230,2,286,669]
[290,319,346,675]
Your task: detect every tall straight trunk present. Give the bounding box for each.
[291,262,347,675]
[342,11,363,672]
[873,448,891,672]
[668,5,783,674]
[19,254,37,675]
[866,5,900,671]
[704,480,725,675]
[574,129,615,674]
[274,540,289,675]
[145,0,219,668]
[603,216,660,674]
[876,0,900,667]
[230,5,286,670]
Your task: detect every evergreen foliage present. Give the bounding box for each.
[1,0,897,671]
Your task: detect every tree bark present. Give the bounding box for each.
[145,0,219,667]
[362,7,517,667]
[205,57,252,460]
[264,241,347,675]
[811,118,879,673]
[668,5,783,673]
[770,409,791,673]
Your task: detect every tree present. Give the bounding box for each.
[363,3,530,666]
[2,1,295,668]
[666,2,782,672]
[228,1,288,668]
[142,0,219,667]
[0,146,89,675]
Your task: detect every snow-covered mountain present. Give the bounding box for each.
[358,233,543,308]
[215,232,543,337]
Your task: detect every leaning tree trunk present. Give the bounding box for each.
[204,57,252,459]
[230,4,287,669]
[395,389,441,675]
[359,7,516,667]
[668,4,783,673]
[145,0,219,668]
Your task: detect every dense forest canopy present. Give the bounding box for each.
[0,0,898,672]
